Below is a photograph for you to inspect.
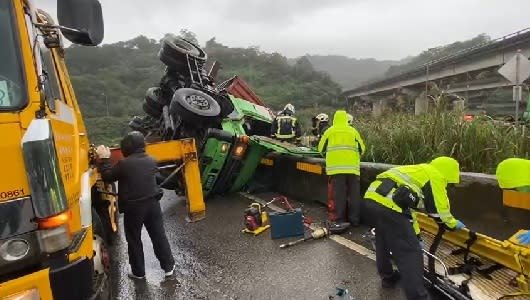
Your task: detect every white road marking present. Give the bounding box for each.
[239,193,495,300]
[328,234,376,261]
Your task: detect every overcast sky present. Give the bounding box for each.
[40,0,529,61]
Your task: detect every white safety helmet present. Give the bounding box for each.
[283,103,295,115]
[316,113,329,123]
[347,113,353,126]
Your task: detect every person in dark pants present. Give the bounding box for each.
[324,114,352,222]
[328,174,361,225]
[364,200,427,298]
[318,110,365,227]
[363,157,465,299]
[96,131,175,280]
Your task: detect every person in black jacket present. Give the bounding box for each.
[96,131,175,280]
[310,113,330,146]
[271,103,302,144]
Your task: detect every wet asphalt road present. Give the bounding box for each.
[108,191,440,300]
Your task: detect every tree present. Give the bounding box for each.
[293,56,315,75]
[125,35,153,50]
[65,35,342,143]
[385,34,492,76]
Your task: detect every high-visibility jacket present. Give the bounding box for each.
[318,111,365,176]
[271,115,301,139]
[364,163,458,234]
[496,158,530,191]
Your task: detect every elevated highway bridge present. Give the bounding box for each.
[343,28,530,117]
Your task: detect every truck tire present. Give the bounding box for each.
[145,87,165,110]
[169,88,221,122]
[217,94,235,117]
[92,209,112,300]
[143,101,162,118]
[158,37,206,70]
[128,116,145,132]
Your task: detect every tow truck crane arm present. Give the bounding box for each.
[108,138,206,222]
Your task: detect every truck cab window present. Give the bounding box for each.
[0,1,26,110]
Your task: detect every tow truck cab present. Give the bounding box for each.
[0,0,110,299]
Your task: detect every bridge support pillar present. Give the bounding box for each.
[415,96,429,115]
[453,99,465,113]
[372,100,386,117]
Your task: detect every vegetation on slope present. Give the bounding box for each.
[384,34,491,77]
[352,112,529,174]
[65,31,342,144]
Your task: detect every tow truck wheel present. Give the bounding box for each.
[92,210,112,300]
[169,88,221,122]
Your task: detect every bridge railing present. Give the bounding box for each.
[346,27,530,96]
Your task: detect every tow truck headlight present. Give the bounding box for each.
[0,239,30,261]
[37,224,71,253]
[36,210,72,253]
[3,288,39,300]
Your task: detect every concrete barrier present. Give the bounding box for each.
[253,154,530,240]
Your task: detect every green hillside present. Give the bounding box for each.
[65,33,342,144]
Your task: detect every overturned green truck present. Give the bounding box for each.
[128,36,319,197]
[199,94,320,197]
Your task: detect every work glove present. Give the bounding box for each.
[455,220,466,230]
[96,145,111,159]
[516,230,530,246]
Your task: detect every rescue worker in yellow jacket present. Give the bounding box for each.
[347,113,354,127]
[271,103,302,143]
[318,110,365,227]
[496,158,530,244]
[363,156,465,300]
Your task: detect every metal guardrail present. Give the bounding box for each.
[345,27,530,96]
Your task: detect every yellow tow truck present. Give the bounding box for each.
[0,0,205,299]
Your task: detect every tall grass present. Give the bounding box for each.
[352,112,530,174]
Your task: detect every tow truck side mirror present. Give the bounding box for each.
[56,0,104,46]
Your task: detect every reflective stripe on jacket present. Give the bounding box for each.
[364,163,458,233]
[273,116,298,139]
[318,111,365,176]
